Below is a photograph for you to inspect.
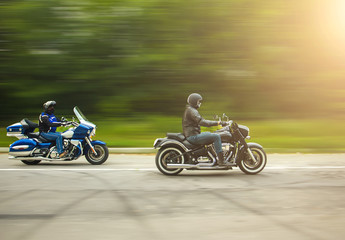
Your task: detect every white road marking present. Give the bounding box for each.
[0,166,344,171]
[0,168,157,171]
[266,166,345,169]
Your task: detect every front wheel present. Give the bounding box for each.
[85,144,109,165]
[21,160,41,165]
[156,147,184,175]
[238,147,267,175]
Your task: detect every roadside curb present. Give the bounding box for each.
[0,147,8,153]
[108,148,157,154]
[0,147,157,154]
[1,147,344,154]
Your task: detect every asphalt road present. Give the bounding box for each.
[1,153,345,240]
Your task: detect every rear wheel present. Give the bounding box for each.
[85,144,109,165]
[238,147,267,174]
[156,147,184,175]
[21,160,41,165]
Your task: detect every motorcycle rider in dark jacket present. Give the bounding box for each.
[183,93,229,166]
[39,101,68,158]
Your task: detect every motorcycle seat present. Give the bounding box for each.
[20,118,39,130]
[166,133,186,142]
[27,132,51,143]
[166,133,201,149]
[27,132,40,138]
[182,140,201,149]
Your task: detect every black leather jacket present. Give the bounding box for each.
[182,105,219,138]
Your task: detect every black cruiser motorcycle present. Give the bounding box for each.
[153,114,267,175]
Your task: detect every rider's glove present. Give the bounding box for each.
[61,121,69,126]
[221,121,228,127]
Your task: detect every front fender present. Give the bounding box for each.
[237,142,264,164]
[83,140,106,155]
[246,142,264,149]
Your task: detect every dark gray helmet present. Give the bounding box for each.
[43,100,56,111]
[187,93,202,108]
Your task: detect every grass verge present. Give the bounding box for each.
[1,117,345,153]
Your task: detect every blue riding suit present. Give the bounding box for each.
[39,112,64,154]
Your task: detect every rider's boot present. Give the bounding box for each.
[59,151,68,158]
[217,152,232,168]
[217,152,225,165]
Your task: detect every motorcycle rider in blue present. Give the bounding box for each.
[183,93,230,166]
[39,101,68,158]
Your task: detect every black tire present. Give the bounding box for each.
[21,160,41,165]
[238,147,267,175]
[155,147,184,175]
[85,144,109,165]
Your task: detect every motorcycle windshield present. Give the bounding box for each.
[73,106,96,128]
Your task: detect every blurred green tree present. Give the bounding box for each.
[1,0,345,122]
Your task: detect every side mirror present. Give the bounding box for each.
[222,113,229,122]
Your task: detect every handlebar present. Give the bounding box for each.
[70,121,79,127]
[220,120,233,127]
[60,116,79,127]
[62,121,79,127]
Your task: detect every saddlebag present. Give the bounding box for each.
[9,139,38,157]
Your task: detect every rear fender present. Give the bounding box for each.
[154,138,188,152]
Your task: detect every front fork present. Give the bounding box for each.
[85,137,97,156]
[238,136,257,163]
[225,142,256,164]
[247,147,257,163]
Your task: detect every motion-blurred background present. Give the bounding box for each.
[1,0,345,151]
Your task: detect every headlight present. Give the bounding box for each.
[246,130,250,139]
[91,128,96,136]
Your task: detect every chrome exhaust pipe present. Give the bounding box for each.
[166,149,233,170]
[8,156,70,161]
[166,163,231,170]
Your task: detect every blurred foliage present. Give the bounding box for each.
[1,0,345,120]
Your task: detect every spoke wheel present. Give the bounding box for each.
[85,144,109,165]
[238,147,267,175]
[156,147,184,175]
[21,160,41,165]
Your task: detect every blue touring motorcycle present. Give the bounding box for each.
[6,107,109,165]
